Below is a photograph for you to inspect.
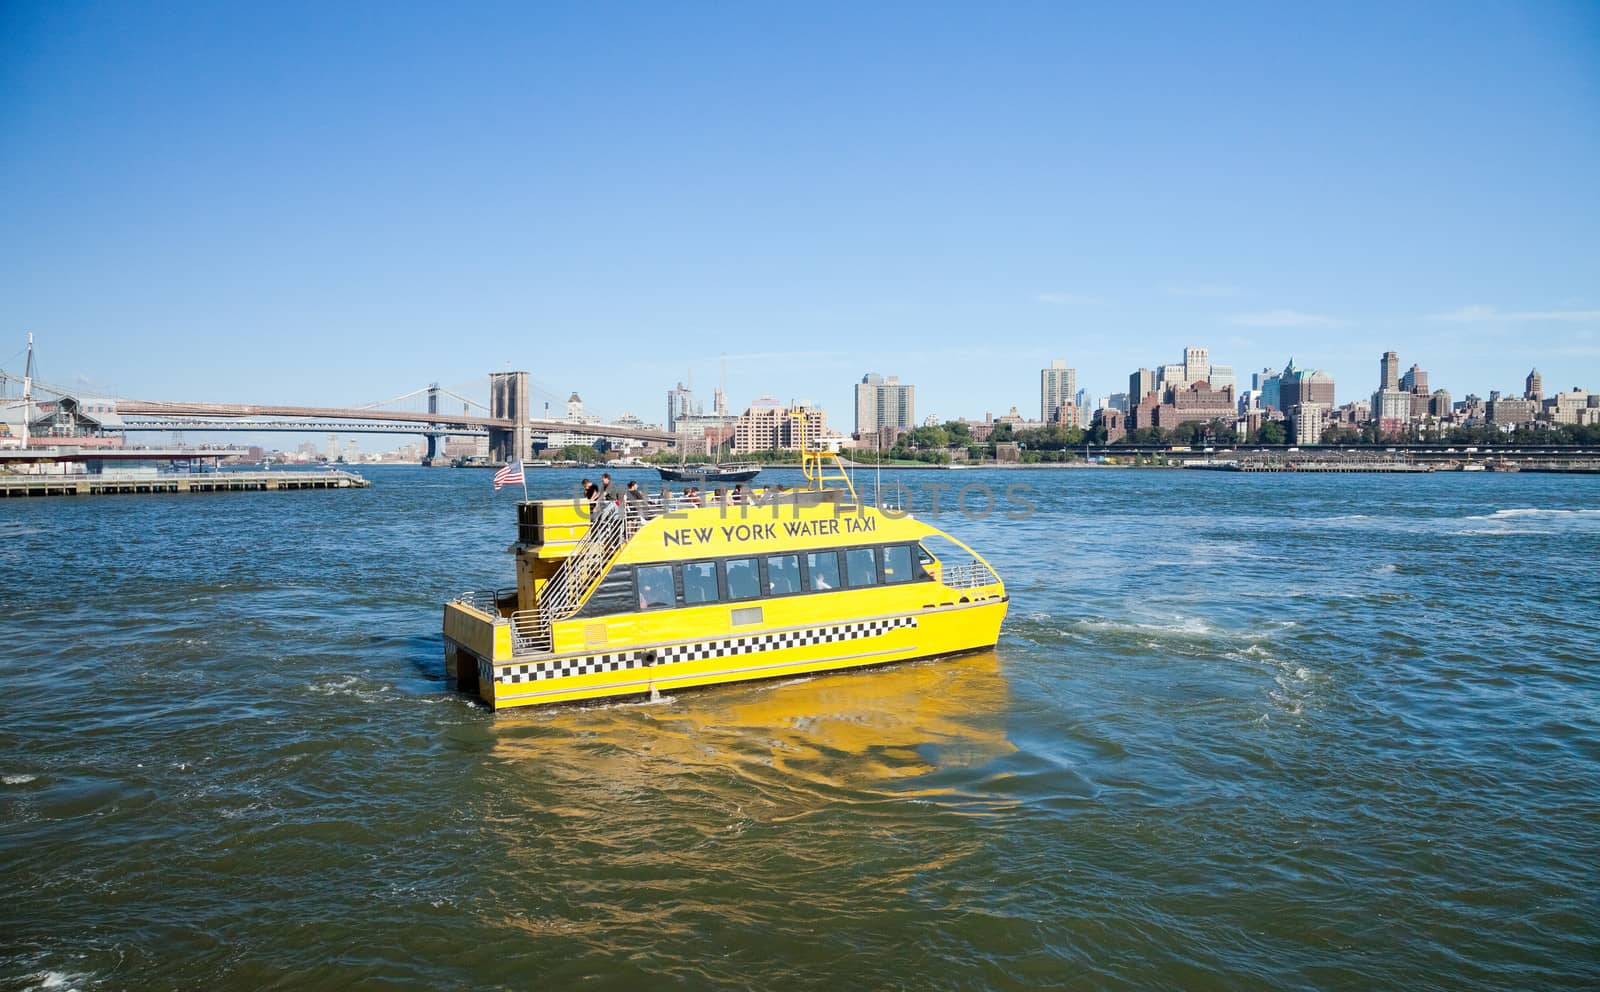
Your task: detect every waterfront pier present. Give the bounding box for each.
[0,469,369,498]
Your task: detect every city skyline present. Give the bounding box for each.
[5,333,1596,455]
[2,3,1596,426]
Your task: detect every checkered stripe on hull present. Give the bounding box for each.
[493,615,918,685]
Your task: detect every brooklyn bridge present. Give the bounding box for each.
[0,365,674,464]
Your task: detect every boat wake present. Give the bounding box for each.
[1464,507,1600,520]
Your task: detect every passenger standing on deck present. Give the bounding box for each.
[581,478,600,514]
[600,472,617,502]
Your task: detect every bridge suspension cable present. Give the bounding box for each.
[0,366,79,400]
[352,386,434,410]
[436,388,489,413]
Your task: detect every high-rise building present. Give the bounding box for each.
[733,400,827,454]
[853,373,915,437]
[1279,359,1303,409]
[1299,370,1335,408]
[1255,367,1282,411]
[1550,388,1600,424]
[1291,403,1328,445]
[1374,389,1413,426]
[1152,347,1215,394]
[666,382,700,433]
[1165,382,1237,427]
[1380,351,1400,391]
[1129,368,1157,402]
[1040,360,1076,423]
[1400,364,1428,395]
[1525,368,1543,401]
[1208,365,1235,394]
[1486,395,1534,427]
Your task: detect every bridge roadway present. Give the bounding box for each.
[117,418,489,436]
[115,400,675,442]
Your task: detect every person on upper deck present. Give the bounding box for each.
[625,480,646,507]
[600,473,618,501]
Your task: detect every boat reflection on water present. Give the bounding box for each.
[484,651,1016,822]
[465,655,1017,962]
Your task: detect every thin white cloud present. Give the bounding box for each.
[1226,309,1348,328]
[1428,305,1600,322]
[1034,292,1105,306]
[1163,283,1241,298]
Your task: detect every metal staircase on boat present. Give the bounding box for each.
[509,502,638,656]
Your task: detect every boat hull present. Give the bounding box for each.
[445,597,1007,709]
[655,466,762,483]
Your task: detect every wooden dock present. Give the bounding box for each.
[0,469,371,498]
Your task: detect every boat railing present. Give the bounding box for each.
[454,587,516,616]
[621,491,757,524]
[509,608,552,656]
[938,558,1002,590]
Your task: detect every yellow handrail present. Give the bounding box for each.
[794,409,858,502]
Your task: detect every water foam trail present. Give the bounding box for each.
[1465,507,1600,520]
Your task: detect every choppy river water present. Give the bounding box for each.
[3,466,1597,990]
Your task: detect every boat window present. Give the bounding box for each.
[682,561,719,604]
[636,564,676,610]
[917,544,936,567]
[724,557,761,600]
[806,551,841,591]
[882,545,913,583]
[767,554,801,595]
[845,547,878,587]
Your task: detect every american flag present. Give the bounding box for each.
[493,461,525,491]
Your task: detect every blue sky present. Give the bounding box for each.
[2,0,1597,433]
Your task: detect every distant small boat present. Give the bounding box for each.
[656,462,762,483]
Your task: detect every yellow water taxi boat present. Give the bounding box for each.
[442,445,1007,709]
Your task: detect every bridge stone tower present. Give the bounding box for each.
[488,371,531,464]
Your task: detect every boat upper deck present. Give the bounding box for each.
[514,485,855,559]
